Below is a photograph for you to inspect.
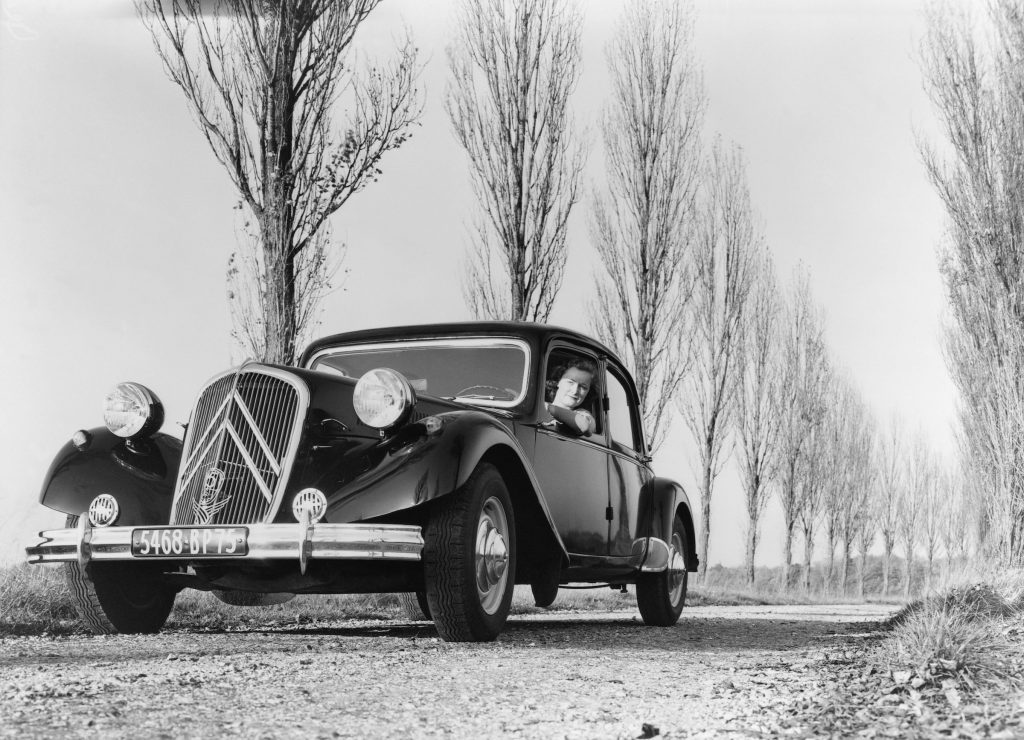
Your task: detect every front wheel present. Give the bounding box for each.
[64,517,176,634]
[423,463,516,642]
[397,591,432,621]
[636,514,688,627]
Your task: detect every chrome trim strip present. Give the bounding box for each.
[25,523,424,565]
[224,419,274,503]
[306,337,532,410]
[232,392,282,476]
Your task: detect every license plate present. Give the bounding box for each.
[131,527,248,558]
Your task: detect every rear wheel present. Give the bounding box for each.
[424,463,516,642]
[530,575,559,608]
[636,514,688,627]
[64,516,175,635]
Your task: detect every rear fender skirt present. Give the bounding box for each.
[636,477,699,572]
[37,427,182,526]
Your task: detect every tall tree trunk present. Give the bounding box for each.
[698,448,713,583]
[858,547,867,598]
[880,540,888,597]
[841,539,851,595]
[782,519,795,592]
[903,551,914,598]
[745,520,758,587]
[261,10,299,364]
[802,526,814,592]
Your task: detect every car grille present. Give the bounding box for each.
[170,366,308,526]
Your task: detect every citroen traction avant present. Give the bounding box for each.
[27,322,697,642]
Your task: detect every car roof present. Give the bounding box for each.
[299,321,622,367]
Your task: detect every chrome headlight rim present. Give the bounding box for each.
[103,382,164,439]
[353,368,417,430]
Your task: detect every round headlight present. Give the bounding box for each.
[103,382,164,438]
[353,368,416,429]
[88,494,119,527]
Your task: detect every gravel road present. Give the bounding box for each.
[0,602,897,739]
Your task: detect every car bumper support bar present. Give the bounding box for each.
[26,522,423,566]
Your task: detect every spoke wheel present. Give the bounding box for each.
[636,514,688,627]
[424,463,516,642]
[64,515,176,635]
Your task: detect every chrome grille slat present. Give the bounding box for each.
[170,367,307,526]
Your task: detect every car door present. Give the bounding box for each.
[530,345,612,556]
[603,363,653,558]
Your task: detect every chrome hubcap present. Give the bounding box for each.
[475,496,510,615]
[668,533,686,605]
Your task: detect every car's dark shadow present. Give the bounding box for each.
[1,612,889,670]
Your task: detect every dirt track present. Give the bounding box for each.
[0,603,896,739]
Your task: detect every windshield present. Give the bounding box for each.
[307,338,531,408]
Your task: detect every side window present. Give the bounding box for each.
[606,371,640,453]
[544,350,602,436]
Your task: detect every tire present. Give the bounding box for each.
[397,591,432,621]
[423,463,516,642]
[64,517,175,635]
[636,514,688,627]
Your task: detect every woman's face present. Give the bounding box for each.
[553,367,593,409]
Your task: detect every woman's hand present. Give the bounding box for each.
[546,402,595,436]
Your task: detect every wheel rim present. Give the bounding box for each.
[667,532,686,606]
[475,496,510,615]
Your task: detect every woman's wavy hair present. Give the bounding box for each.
[545,356,598,404]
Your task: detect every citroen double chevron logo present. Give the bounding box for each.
[194,467,231,524]
[180,386,285,508]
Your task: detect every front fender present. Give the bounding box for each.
[317,412,567,562]
[38,427,182,526]
[637,477,699,572]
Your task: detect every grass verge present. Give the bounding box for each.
[802,574,1024,738]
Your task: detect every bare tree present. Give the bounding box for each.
[590,0,705,451]
[448,0,584,322]
[940,462,971,584]
[820,378,857,593]
[839,394,875,595]
[774,266,828,590]
[139,0,422,363]
[797,392,832,593]
[920,459,945,593]
[898,431,929,598]
[680,141,758,583]
[876,416,904,596]
[921,1,1024,565]
[732,251,783,586]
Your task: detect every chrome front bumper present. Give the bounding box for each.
[26,516,423,574]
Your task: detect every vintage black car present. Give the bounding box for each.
[27,322,698,642]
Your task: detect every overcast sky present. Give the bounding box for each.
[0,0,954,568]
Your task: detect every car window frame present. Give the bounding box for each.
[305,337,533,410]
[603,359,648,460]
[540,341,608,444]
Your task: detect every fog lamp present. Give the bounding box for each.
[88,494,119,527]
[353,368,416,429]
[292,488,327,523]
[103,382,164,438]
